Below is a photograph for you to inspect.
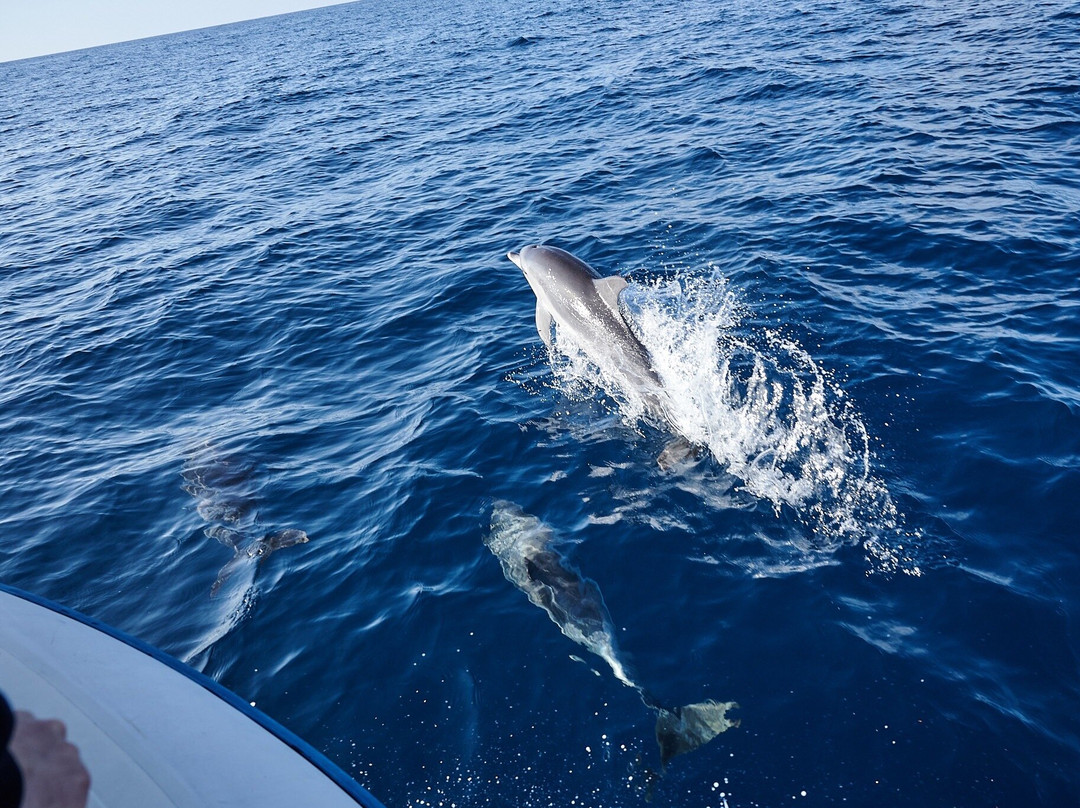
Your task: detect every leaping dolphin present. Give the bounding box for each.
[486,501,738,772]
[508,245,695,467]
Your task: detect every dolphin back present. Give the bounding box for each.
[486,501,633,685]
[524,551,612,643]
[487,501,610,637]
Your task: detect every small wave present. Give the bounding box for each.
[507,35,542,47]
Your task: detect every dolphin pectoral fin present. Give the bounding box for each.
[657,437,700,470]
[210,553,244,598]
[593,275,629,320]
[535,301,554,349]
[655,700,740,769]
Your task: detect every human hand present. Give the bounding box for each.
[9,712,89,808]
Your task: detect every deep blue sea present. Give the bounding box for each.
[2,0,1079,805]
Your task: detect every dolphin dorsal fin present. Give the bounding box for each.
[535,301,554,348]
[593,275,629,320]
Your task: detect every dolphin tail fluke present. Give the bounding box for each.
[655,700,740,769]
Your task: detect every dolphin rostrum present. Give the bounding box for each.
[485,500,738,772]
[508,244,696,467]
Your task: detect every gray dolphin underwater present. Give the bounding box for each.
[181,454,309,597]
[508,245,695,467]
[486,501,738,772]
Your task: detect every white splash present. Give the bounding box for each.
[544,268,913,562]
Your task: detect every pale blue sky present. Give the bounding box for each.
[1,0,351,63]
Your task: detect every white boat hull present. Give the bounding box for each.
[0,585,383,808]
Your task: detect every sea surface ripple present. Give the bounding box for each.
[1,0,1079,805]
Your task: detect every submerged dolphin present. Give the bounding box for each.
[486,501,738,771]
[181,454,310,597]
[508,245,695,467]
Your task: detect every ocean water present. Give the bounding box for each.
[2,0,1079,805]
